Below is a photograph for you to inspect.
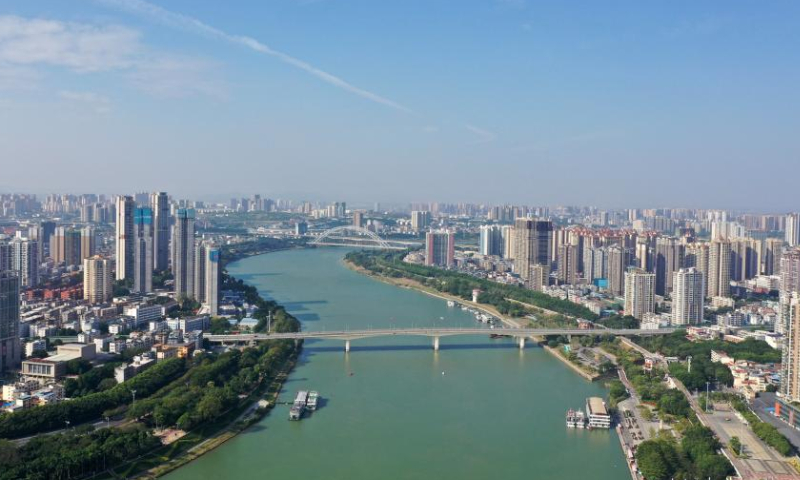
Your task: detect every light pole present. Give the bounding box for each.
[706,381,710,413]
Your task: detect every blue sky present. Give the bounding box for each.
[0,1,798,210]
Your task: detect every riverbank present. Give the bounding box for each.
[542,345,600,381]
[342,259,526,329]
[127,347,301,479]
[345,258,604,382]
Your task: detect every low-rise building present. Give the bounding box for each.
[114,355,155,383]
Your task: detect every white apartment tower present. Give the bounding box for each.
[83,256,113,305]
[115,195,135,281]
[672,268,705,325]
[624,268,656,320]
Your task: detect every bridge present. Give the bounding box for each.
[206,327,678,352]
[310,226,419,250]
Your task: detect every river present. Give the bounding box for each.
[165,248,628,480]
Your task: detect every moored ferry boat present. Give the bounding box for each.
[566,408,587,428]
[306,391,319,411]
[289,391,309,421]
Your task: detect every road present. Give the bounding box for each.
[206,327,678,343]
[629,340,800,480]
[13,417,128,445]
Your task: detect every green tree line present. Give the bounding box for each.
[345,250,598,320]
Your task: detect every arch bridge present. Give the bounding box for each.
[311,225,408,250]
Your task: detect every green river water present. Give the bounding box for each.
[164,248,628,480]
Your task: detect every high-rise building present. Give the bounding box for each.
[151,192,170,272]
[781,293,800,401]
[786,213,800,247]
[425,230,455,267]
[0,271,20,374]
[205,244,221,315]
[672,268,704,325]
[173,208,196,298]
[777,248,800,336]
[684,242,710,297]
[39,220,56,258]
[624,268,656,320]
[557,242,580,285]
[0,242,9,272]
[763,238,784,276]
[708,240,732,298]
[81,226,96,260]
[83,256,113,304]
[654,237,683,297]
[115,196,136,281]
[10,238,38,288]
[513,218,552,281]
[194,241,208,303]
[133,207,154,293]
[635,237,653,271]
[479,225,503,257]
[410,211,431,232]
[607,245,632,296]
[353,211,365,228]
[584,246,607,282]
[502,225,516,260]
[50,226,82,267]
[781,248,800,296]
[730,238,760,282]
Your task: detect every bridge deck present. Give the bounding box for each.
[206,327,677,342]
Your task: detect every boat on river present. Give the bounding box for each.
[306,391,319,411]
[289,391,309,420]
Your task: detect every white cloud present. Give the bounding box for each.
[95,0,411,112]
[59,90,112,114]
[465,124,497,144]
[0,15,140,72]
[0,15,223,99]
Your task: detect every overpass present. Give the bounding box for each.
[206,327,678,352]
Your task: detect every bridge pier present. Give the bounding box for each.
[433,336,440,351]
[345,340,351,353]
[518,337,525,349]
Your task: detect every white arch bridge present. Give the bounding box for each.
[310,226,418,250]
[206,327,678,352]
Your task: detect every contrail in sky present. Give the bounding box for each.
[94,0,412,113]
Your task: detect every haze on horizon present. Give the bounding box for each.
[0,1,798,211]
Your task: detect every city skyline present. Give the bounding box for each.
[1,1,799,209]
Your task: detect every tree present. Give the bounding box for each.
[636,440,674,480]
[0,439,18,465]
[729,436,742,455]
[695,454,734,480]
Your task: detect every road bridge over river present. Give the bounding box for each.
[206,327,678,352]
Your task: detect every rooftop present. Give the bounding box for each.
[587,397,608,416]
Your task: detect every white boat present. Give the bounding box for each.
[289,391,309,420]
[566,409,587,428]
[306,391,319,411]
[446,300,456,307]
